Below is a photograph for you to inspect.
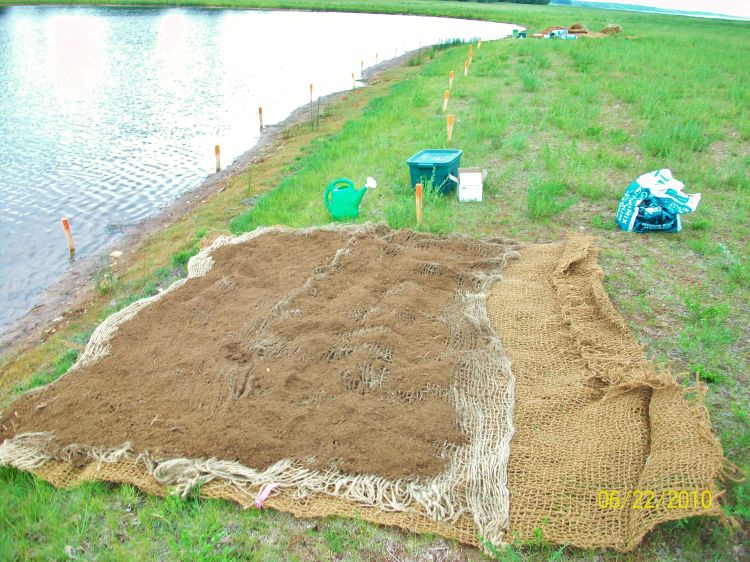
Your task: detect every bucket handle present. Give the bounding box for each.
[324,178,356,212]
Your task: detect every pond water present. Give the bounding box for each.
[0,6,516,333]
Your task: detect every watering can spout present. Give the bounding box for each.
[354,176,377,205]
[353,176,377,204]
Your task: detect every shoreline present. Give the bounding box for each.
[0,50,419,358]
[0,6,522,358]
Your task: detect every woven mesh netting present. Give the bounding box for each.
[488,234,731,550]
[0,227,731,551]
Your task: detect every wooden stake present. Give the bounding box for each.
[464,60,469,76]
[449,70,454,89]
[214,144,221,172]
[478,38,482,49]
[375,52,378,64]
[469,44,473,60]
[309,84,314,130]
[415,183,423,226]
[360,60,364,75]
[352,72,356,90]
[442,90,450,112]
[258,106,263,131]
[61,218,75,254]
[447,114,455,142]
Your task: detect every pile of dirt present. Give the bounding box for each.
[601,23,623,34]
[532,23,621,39]
[538,25,566,35]
[1,226,518,480]
[568,22,590,34]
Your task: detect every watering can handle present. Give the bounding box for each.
[324,178,356,212]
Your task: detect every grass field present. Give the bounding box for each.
[0,1,748,560]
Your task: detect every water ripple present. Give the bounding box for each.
[0,6,515,332]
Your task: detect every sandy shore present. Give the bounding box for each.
[0,51,416,358]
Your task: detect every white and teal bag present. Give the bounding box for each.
[615,169,701,233]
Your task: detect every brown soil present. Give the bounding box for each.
[1,226,515,480]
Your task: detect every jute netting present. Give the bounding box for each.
[489,234,733,550]
[0,226,732,551]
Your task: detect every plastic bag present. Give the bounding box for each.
[615,169,701,233]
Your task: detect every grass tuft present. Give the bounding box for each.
[527,179,577,220]
[516,63,540,92]
[640,119,710,158]
[13,349,79,394]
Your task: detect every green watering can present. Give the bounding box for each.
[324,177,377,220]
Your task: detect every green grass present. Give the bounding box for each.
[677,295,738,385]
[12,349,79,395]
[517,62,541,92]
[0,471,293,560]
[640,119,711,159]
[526,178,576,220]
[1,1,749,560]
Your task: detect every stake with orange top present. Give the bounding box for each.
[447,114,455,142]
[464,60,469,76]
[442,90,450,112]
[259,106,263,131]
[469,44,473,63]
[61,218,75,254]
[215,144,221,172]
[415,182,423,226]
[449,70,454,89]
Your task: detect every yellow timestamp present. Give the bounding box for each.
[597,489,713,510]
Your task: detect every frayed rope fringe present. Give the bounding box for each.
[0,431,509,546]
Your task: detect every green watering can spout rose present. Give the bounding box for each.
[324,177,377,220]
